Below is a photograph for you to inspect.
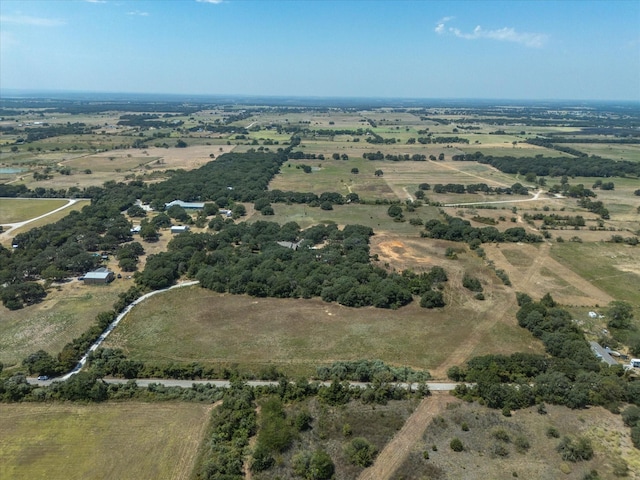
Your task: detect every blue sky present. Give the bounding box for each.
[1,0,638,101]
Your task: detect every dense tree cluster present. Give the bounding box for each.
[455,151,640,178]
[451,295,639,415]
[177,222,446,309]
[146,151,286,205]
[315,359,430,383]
[432,182,528,196]
[423,214,543,245]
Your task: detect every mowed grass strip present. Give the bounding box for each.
[104,286,540,377]
[0,402,212,480]
[0,198,69,224]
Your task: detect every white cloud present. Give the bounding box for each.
[127,11,150,16]
[435,18,547,48]
[196,0,224,3]
[0,14,65,27]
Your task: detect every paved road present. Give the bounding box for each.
[28,377,461,391]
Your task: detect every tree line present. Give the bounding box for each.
[455,151,640,178]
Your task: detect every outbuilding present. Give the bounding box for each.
[82,268,115,285]
[165,200,205,210]
[171,225,190,234]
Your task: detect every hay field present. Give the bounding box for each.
[0,402,212,480]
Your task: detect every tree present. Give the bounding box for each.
[420,290,445,308]
[387,204,403,219]
[175,139,187,148]
[374,169,384,177]
[607,300,633,329]
[126,204,147,217]
[351,168,359,174]
[438,153,445,161]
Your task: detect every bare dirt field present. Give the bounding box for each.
[0,402,213,480]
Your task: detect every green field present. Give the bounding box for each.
[103,285,542,378]
[0,198,69,224]
[0,402,212,480]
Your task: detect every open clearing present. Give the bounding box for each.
[103,283,542,379]
[0,402,212,480]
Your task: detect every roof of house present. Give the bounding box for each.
[165,200,205,209]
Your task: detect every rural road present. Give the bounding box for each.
[28,377,461,391]
[444,188,546,207]
[0,197,84,238]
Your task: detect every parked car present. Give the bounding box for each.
[37,375,49,381]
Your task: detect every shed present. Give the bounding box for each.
[171,225,190,234]
[83,268,114,285]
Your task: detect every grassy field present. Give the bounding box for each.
[0,198,69,224]
[550,242,640,306]
[0,279,130,369]
[102,283,542,379]
[0,200,90,245]
[0,402,212,480]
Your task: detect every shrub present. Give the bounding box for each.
[420,290,445,308]
[515,435,530,453]
[622,405,640,427]
[344,437,377,467]
[462,274,482,292]
[450,437,464,452]
[546,426,560,438]
[492,428,511,443]
[557,435,593,462]
[491,442,509,457]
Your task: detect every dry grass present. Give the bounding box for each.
[103,278,541,379]
[0,279,130,369]
[394,401,640,480]
[0,402,213,480]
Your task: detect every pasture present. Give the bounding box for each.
[0,402,212,480]
[102,280,542,379]
[0,280,130,369]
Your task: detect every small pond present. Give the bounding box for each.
[0,168,25,174]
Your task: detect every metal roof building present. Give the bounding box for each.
[83,268,115,285]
